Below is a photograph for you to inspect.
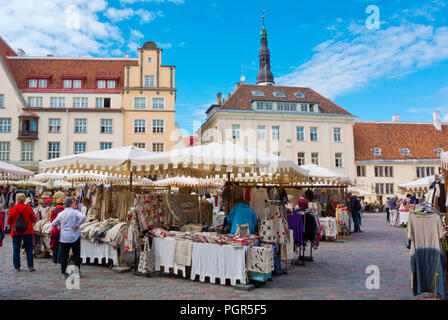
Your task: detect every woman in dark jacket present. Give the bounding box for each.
[7,193,36,272]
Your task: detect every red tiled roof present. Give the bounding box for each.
[6,57,138,90]
[354,122,448,161]
[0,36,17,76]
[219,84,351,115]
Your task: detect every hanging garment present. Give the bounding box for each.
[408,211,447,299]
[287,212,304,245]
[250,188,269,220]
[260,207,275,243]
[247,245,273,274]
[137,236,154,274]
[174,239,193,267]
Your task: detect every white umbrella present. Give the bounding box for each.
[131,141,309,184]
[39,146,154,175]
[298,164,353,186]
[398,176,435,193]
[0,161,34,179]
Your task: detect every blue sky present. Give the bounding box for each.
[1,0,448,134]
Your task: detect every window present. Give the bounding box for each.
[296,127,304,141]
[96,98,111,108]
[273,91,286,97]
[107,80,115,89]
[133,119,146,134]
[310,127,318,141]
[277,102,296,111]
[74,142,86,154]
[272,126,280,140]
[148,57,152,63]
[100,142,112,150]
[375,183,385,195]
[256,101,264,110]
[294,91,305,98]
[152,143,164,152]
[48,119,61,133]
[152,120,165,134]
[134,97,147,109]
[297,152,305,165]
[97,80,107,89]
[357,165,366,177]
[74,119,87,133]
[232,124,240,140]
[48,142,60,159]
[0,118,11,132]
[38,79,47,88]
[73,97,88,108]
[373,147,382,156]
[144,75,155,87]
[21,142,34,161]
[152,97,165,110]
[416,166,435,178]
[309,104,315,112]
[134,142,146,149]
[333,128,341,142]
[0,142,10,161]
[335,152,343,168]
[311,152,319,165]
[301,104,308,112]
[274,152,281,156]
[50,97,65,108]
[73,80,82,88]
[27,97,43,107]
[29,79,38,88]
[385,183,394,195]
[257,125,266,140]
[100,119,112,133]
[374,166,384,177]
[63,80,72,88]
[0,94,4,107]
[399,148,410,156]
[385,166,394,177]
[252,90,265,97]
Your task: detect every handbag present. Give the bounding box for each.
[260,207,275,243]
[14,208,28,233]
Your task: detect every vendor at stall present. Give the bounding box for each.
[225,199,258,235]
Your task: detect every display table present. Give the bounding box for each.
[80,238,119,266]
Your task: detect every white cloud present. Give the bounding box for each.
[156,42,172,49]
[277,22,448,99]
[130,29,144,38]
[120,0,184,4]
[104,7,160,24]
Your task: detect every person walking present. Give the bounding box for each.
[346,193,353,233]
[7,193,36,272]
[50,197,86,280]
[385,197,391,222]
[50,191,66,265]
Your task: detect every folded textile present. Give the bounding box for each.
[174,239,193,267]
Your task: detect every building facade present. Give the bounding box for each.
[122,41,178,153]
[198,22,357,178]
[354,114,445,202]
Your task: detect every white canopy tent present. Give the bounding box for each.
[153,176,223,189]
[297,164,353,186]
[131,141,309,184]
[0,161,34,180]
[398,176,435,193]
[39,146,154,176]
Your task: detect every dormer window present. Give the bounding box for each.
[373,147,382,156]
[273,91,286,97]
[95,75,119,89]
[62,76,85,89]
[399,148,410,156]
[294,91,305,98]
[27,75,51,88]
[252,90,265,97]
[434,148,444,157]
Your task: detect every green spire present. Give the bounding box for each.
[260,14,267,39]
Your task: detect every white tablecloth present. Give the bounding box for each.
[80,238,118,266]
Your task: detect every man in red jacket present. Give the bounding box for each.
[7,193,36,272]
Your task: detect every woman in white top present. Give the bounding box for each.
[50,197,86,280]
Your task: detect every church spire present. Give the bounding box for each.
[257,11,274,85]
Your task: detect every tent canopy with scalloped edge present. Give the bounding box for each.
[0,161,34,179]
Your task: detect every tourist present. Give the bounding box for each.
[225,200,258,235]
[385,197,391,222]
[7,193,36,272]
[346,193,353,233]
[350,193,362,233]
[81,198,90,216]
[296,194,309,211]
[50,191,66,265]
[50,197,86,280]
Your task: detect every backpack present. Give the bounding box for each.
[13,208,28,233]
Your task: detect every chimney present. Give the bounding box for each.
[433,111,442,131]
[17,49,25,56]
[47,54,53,57]
[217,92,222,105]
[392,114,400,122]
[235,82,241,89]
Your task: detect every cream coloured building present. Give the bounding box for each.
[198,22,357,178]
[122,41,178,152]
[354,114,446,202]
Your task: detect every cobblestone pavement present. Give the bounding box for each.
[0,212,415,300]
